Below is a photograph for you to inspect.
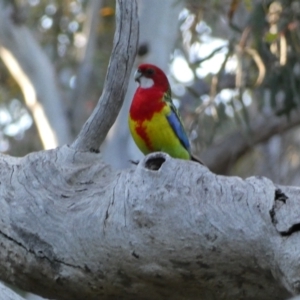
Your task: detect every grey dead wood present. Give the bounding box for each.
[0,282,26,300]
[0,0,300,300]
[70,0,104,136]
[1,147,300,300]
[70,0,138,152]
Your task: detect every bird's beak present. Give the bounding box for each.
[134,69,142,83]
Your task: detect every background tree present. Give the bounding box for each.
[1,0,300,184]
[0,1,299,298]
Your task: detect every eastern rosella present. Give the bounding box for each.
[128,63,203,164]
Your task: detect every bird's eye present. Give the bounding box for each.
[146,68,154,75]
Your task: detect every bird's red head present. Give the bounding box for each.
[134,64,170,91]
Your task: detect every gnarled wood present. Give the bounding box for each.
[0,147,298,300]
[71,0,139,152]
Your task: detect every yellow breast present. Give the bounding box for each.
[128,108,190,160]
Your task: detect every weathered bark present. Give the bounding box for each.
[0,145,299,300]
[0,282,25,300]
[71,0,138,152]
[69,0,104,136]
[1,1,300,300]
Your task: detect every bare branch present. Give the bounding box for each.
[203,110,300,174]
[70,0,104,136]
[71,0,139,152]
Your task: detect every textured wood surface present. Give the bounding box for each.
[71,0,139,152]
[0,146,298,300]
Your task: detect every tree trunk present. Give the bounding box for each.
[1,144,299,300]
[0,1,71,148]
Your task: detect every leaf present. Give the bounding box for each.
[264,32,279,43]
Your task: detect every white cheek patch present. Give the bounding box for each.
[139,77,154,89]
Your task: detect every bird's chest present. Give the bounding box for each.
[130,97,170,135]
[129,90,174,152]
[131,110,175,151]
[130,99,165,122]
[129,88,166,120]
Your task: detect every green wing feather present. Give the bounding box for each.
[163,88,191,152]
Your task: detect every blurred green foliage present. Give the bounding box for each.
[173,0,300,154]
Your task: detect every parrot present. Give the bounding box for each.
[128,63,203,164]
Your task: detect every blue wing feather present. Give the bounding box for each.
[166,107,191,152]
